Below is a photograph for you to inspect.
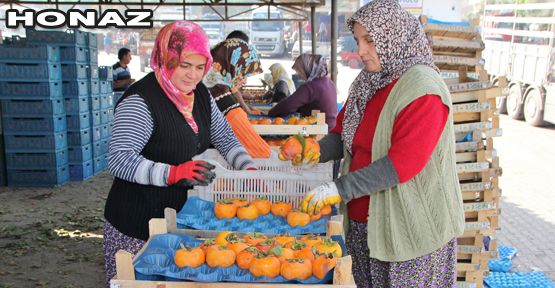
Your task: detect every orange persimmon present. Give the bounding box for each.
[300,234,322,248]
[174,244,205,268]
[237,204,259,220]
[320,205,332,216]
[313,253,337,279]
[236,246,259,270]
[314,237,342,257]
[244,232,267,246]
[280,258,313,280]
[215,231,235,246]
[251,198,272,215]
[206,245,236,268]
[287,210,311,227]
[249,253,281,278]
[214,199,237,219]
[271,202,292,218]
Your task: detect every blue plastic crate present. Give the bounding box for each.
[92,141,103,158]
[86,32,97,48]
[6,149,68,169]
[0,62,61,81]
[3,115,66,133]
[1,99,65,117]
[0,45,60,63]
[62,80,89,97]
[68,144,93,163]
[100,110,109,124]
[62,64,88,80]
[107,109,114,123]
[101,124,110,139]
[66,112,90,131]
[107,93,114,107]
[90,95,100,111]
[3,132,67,152]
[26,29,86,45]
[100,80,112,94]
[89,80,100,95]
[100,95,110,110]
[93,154,107,174]
[101,139,109,154]
[88,64,99,80]
[59,45,88,63]
[91,126,102,142]
[90,111,101,126]
[485,271,555,288]
[89,48,98,65]
[67,128,91,146]
[7,165,69,187]
[64,97,90,114]
[0,81,62,99]
[70,160,94,181]
[112,92,124,105]
[98,66,113,81]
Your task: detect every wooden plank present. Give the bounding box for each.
[453,102,491,113]
[334,256,355,285]
[253,124,328,136]
[110,280,358,287]
[454,122,493,133]
[115,250,135,281]
[456,263,483,272]
[458,245,483,254]
[434,55,481,67]
[460,182,493,192]
[432,37,484,51]
[457,281,478,288]
[463,202,496,212]
[447,81,492,93]
[457,162,490,173]
[456,141,480,153]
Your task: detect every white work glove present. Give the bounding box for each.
[301,182,341,215]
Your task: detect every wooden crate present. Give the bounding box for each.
[253,112,328,139]
[111,208,356,287]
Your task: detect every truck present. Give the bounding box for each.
[481,2,555,126]
[250,7,287,57]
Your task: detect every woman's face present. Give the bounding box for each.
[170,53,207,94]
[353,22,381,73]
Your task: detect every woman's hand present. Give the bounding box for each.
[167,160,216,187]
[301,182,341,215]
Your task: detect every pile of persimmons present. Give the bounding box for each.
[248,115,318,125]
[214,197,332,227]
[174,231,341,280]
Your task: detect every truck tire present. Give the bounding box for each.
[507,84,524,120]
[493,79,507,114]
[523,88,544,126]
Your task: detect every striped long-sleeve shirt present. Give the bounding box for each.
[109,93,256,187]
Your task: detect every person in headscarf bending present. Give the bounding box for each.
[204,38,272,158]
[268,63,295,103]
[282,1,465,287]
[267,53,338,131]
[103,21,256,286]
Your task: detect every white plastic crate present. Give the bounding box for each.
[193,149,333,208]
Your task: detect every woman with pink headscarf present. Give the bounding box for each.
[102,21,256,286]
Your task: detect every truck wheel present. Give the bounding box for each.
[496,96,507,114]
[507,84,524,120]
[524,89,544,126]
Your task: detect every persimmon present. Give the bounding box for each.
[320,205,332,216]
[287,210,311,227]
[310,212,322,221]
[280,258,313,280]
[277,135,303,163]
[307,116,318,125]
[206,245,236,268]
[214,199,237,219]
[314,237,342,257]
[274,234,295,246]
[249,119,259,124]
[249,253,281,278]
[199,239,217,253]
[174,244,205,268]
[251,198,271,215]
[270,245,295,263]
[232,197,248,207]
[286,239,315,262]
[236,246,259,269]
[295,118,309,125]
[274,117,284,124]
[301,234,322,248]
[237,204,259,220]
[258,118,273,125]
[302,137,321,165]
[313,253,337,279]
[271,202,292,217]
[244,232,267,246]
[226,236,249,255]
[215,231,235,246]
[256,238,277,253]
[286,116,298,124]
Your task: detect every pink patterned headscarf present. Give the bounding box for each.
[150,21,213,134]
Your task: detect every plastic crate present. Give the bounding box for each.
[0,62,61,81]
[59,45,88,63]
[70,160,93,181]
[107,109,114,123]
[3,132,67,152]
[66,112,90,130]
[68,144,93,163]
[1,99,65,117]
[107,93,114,107]
[62,80,89,97]
[100,110,109,124]
[98,66,113,81]
[100,95,110,109]
[90,111,101,126]
[100,80,112,94]
[112,92,124,105]
[89,80,100,95]
[89,48,98,65]
[92,141,103,157]
[91,126,102,142]
[0,45,60,63]
[61,64,88,80]
[193,150,333,208]
[7,165,69,187]
[93,154,108,174]
[90,95,100,111]
[86,32,97,48]
[2,114,66,133]
[64,97,90,114]
[26,29,86,45]
[101,139,109,154]
[6,149,68,169]
[0,81,62,99]
[89,64,99,80]
[67,128,91,146]
[101,124,110,139]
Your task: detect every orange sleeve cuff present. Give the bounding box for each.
[225,108,271,159]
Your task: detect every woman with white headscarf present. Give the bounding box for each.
[268,63,295,103]
[284,1,465,286]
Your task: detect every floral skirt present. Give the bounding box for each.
[103,221,145,287]
[346,220,457,288]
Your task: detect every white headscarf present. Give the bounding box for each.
[269,63,296,93]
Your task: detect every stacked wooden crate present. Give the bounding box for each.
[421,16,504,288]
